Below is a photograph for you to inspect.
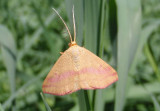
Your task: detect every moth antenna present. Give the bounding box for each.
[52,8,73,43]
[72,6,76,42]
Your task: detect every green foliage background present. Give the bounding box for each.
[0,0,160,111]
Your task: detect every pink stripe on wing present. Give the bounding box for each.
[43,76,118,96]
[47,67,113,83]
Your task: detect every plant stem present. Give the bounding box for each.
[77,90,92,111]
[144,43,160,81]
[84,91,92,111]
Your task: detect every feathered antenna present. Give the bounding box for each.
[52,8,73,43]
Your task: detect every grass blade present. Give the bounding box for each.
[40,92,52,111]
[0,25,17,111]
[144,43,160,81]
[2,68,49,110]
[84,0,100,53]
[150,94,160,111]
[114,0,141,111]
[0,103,4,111]
[142,85,160,111]
[131,20,160,73]
[84,1,101,111]
[93,0,108,111]
[77,91,88,111]
[18,6,63,61]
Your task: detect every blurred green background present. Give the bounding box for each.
[0,0,160,111]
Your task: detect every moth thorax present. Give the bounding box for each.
[68,41,77,47]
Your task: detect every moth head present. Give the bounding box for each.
[68,41,77,47]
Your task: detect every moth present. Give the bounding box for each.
[42,7,118,96]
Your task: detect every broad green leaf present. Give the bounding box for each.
[115,0,141,111]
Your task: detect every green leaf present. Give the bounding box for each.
[115,0,141,111]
